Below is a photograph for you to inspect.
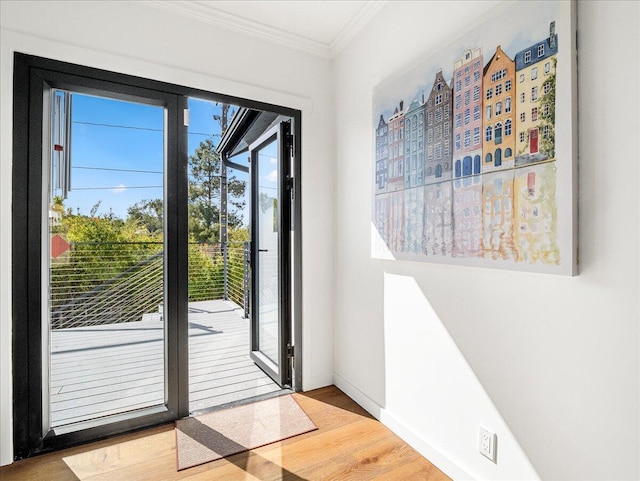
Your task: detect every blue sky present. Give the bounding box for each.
[61,94,247,223]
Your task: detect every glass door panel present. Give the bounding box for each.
[47,91,166,429]
[249,122,292,387]
[256,139,280,365]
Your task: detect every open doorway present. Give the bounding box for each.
[12,53,301,458]
[186,98,292,413]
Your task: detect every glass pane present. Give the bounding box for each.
[257,140,279,365]
[47,91,165,428]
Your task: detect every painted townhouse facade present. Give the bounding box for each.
[404,97,425,188]
[375,114,388,193]
[482,45,516,174]
[452,48,483,179]
[514,22,558,165]
[386,102,406,192]
[424,69,453,185]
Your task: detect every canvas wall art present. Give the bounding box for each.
[372,0,577,275]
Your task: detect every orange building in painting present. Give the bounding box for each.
[482,46,515,174]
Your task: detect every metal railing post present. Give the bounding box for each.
[222,242,228,301]
[243,241,250,318]
[220,154,229,301]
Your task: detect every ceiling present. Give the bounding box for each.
[145,0,386,58]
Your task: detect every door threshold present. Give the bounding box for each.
[188,388,293,418]
[52,405,170,436]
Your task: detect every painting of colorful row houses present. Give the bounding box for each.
[372,1,576,274]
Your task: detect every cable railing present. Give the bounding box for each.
[50,240,249,330]
[187,242,248,309]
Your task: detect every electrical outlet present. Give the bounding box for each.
[479,426,497,463]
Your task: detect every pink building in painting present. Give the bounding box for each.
[452,48,483,178]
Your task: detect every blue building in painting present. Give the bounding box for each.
[403,96,425,188]
[375,114,388,193]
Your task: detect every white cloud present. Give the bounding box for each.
[112,184,127,194]
[266,170,278,183]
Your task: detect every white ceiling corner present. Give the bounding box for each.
[142,0,386,58]
[328,1,386,56]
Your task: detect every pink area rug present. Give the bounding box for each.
[175,394,317,470]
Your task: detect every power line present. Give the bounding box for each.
[73,120,221,138]
[189,132,222,137]
[73,121,162,132]
[72,186,163,191]
[73,166,163,174]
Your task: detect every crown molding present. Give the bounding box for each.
[142,0,386,59]
[329,1,386,56]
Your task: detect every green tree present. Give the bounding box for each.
[127,198,163,235]
[188,105,246,243]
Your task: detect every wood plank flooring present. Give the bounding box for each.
[50,300,280,426]
[1,386,450,481]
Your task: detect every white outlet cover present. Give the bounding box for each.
[479,426,497,463]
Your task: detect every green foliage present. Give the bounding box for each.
[187,243,223,302]
[539,58,556,159]
[50,203,163,310]
[187,241,247,305]
[229,227,249,242]
[188,137,247,243]
[127,198,163,234]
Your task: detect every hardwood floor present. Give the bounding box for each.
[1,386,450,480]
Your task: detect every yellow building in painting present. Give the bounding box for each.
[482,45,515,174]
[514,23,558,165]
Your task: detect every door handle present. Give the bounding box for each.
[258,249,269,252]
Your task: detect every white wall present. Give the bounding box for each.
[2,1,639,478]
[0,0,335,465]
[333,1,639,480]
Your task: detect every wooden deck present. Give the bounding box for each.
[50,300,281,427]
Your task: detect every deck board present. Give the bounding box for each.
[50,300,279,427]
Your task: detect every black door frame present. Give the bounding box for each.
[12,53,303,459]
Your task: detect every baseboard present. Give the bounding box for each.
[333,373,382,418]
[302,373,334,392]
[334,373,474,480]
